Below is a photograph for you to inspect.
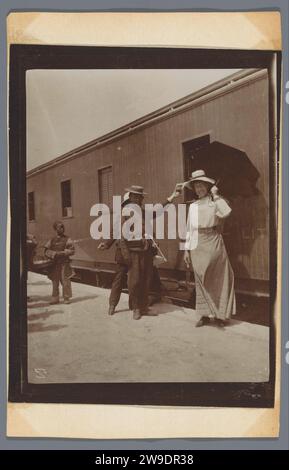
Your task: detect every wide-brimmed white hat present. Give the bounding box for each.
[187,169,215,185]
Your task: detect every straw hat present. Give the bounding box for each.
[124,185,147,195]
[188,169,215,185]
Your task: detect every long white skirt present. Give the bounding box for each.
[189,229,236,320]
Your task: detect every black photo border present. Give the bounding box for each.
[8,45,281,407]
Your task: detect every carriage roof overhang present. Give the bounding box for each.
[27,68,267,178]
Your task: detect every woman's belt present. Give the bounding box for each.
[195,226,218,233]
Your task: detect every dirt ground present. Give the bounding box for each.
[27,272,269,384]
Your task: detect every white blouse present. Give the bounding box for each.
[185,196,231,250]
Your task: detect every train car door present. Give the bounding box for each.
[182,134,210,203]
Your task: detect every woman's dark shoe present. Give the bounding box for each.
[215,318,226,328]
[195,316,210,327]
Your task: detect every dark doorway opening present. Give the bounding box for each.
[182,134,210,202]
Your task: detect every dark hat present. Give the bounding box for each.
[124,185,147,195]
[53,220,65,230]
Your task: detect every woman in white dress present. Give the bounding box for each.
[184,170,236,328]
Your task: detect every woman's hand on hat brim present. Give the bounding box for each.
[168,184,184,201]
[210,185,219,196]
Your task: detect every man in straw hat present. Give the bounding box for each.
[99,185,180,319]
[120,185,181,320]
[99,193,164,315]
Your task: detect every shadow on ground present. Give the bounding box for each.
[28,323,67,333]
[27,294,99,309]
[28,309,64,322]
[69,295,98,304]
[27,280,51,286]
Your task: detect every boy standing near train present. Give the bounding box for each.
[44,221,75,304]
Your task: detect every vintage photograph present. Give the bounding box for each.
[9,45,279,407]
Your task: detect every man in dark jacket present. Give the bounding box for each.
[99,186,180,318]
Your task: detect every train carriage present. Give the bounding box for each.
[27,68,271,302]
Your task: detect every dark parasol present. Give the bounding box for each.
[188,141,260,198]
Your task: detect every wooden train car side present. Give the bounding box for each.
[27,69,270,297]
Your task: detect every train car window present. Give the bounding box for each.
[28,191,35,221]
[98,166,113,209]
[61,179,73,217]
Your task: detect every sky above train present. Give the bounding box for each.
[27,69,240,170]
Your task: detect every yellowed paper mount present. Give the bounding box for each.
[7,11,281,439]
